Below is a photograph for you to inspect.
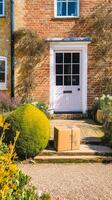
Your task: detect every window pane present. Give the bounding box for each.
[68,1,78,16]
[72,53,80,63]
[57,1,66,16]
[0,73,5,82]
[64,76,71,85]
[72,64,80,74]
[64,64,71,74]
[56,64,63,74]
[0,60,5,71]
[0,2,3,15]
[72,75,79,85]
[56,76,63,85]
[64,53,71,63]
[56,53,63,63]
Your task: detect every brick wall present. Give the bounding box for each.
[14,0,111,109]
[0,0,11,94]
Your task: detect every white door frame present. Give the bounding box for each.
[49,42,89,114]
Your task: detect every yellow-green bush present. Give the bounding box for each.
[0,115,51,200]
[5,104,50,158]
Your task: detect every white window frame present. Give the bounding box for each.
[0,57,7,90]
[55,52,80,86]
[0,0,5,17]
[54,0,80,18]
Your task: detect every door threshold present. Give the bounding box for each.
[54,111,83,114]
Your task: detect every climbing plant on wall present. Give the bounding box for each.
[82,1,112,93]
[14,29,48,101]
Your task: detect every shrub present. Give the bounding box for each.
[92,95,112,121]
[92,95,112,146]
[35,102,50,118]
[5,104,50,158]
[0,115,51,200]
[0,92,22,113]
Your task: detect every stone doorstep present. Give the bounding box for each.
[34,155,112,163]
[39,144,112,157]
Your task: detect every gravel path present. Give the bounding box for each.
[20,163,112,200]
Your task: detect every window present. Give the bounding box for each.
[0,57,7,89]
[0,0,4,16]
[56,52,80,86]
[55,0,79,17]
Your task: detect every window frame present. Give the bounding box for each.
[54,0,80,18]
[55,52,80,86]
[0,0,5,17]
[0,57,7,90]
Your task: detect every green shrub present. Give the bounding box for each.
[5,104,50,158]
[0,116,51,200]
[35,102,50,118]
[92,95,112,121]
[92,95,112,145]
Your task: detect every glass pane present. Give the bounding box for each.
[57,1,66,16]
[72,53,80,63]
[0,60,5,71]
[64,76,71,85]
[64,64,71,74]
[68,1,78,16]
[64,53,71,63]
[56,64,63,74]
[56,76,63,86]
[56,53,63,63]
[72,75,79,85]
[0,73,5,83]
[0,2,3,15]
[72,64,79,74]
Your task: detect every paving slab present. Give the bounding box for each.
[51,119,104,143]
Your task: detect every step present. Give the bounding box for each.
[53,113,84,120]
[34,155,112,164]
[40,144,112,157]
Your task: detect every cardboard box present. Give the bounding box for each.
[71,126,80,150]
[54,126,71,152]
[54,126,80,152]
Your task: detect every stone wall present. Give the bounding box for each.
[0,0,11,94]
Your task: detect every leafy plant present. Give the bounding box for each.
[0,115,51,200]
[35,102,50,118]
[39,193,51,200]
[5,104,50,158]
[15,29,48,101]
[92,95,112,145]
[0,92,22,113]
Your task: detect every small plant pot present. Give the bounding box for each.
[96,109,103,124]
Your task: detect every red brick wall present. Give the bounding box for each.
[23,0,103,38]
[15,0,111,109]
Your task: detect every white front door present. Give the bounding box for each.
[54,52,82,112]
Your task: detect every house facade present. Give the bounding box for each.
[15,0,108,114]
[0,0,11,94]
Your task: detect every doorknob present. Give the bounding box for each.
[77,88,80,91]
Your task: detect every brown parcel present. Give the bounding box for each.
[54,126,80,152]
[54,126,71,152]
[71,126,80,150]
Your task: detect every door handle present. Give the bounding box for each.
[77,88,80,91]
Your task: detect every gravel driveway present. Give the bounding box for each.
[20,163,112,200]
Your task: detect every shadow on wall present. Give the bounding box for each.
[69,1,112,97]
[14,29,49,101]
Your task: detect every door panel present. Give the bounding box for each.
[54,52,82,112]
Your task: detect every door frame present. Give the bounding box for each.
[49,41,89,114]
